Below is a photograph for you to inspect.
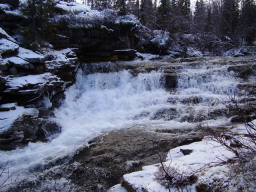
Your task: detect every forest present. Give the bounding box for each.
[74,0,256,46]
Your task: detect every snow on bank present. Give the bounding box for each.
[118,137,235,192]
[0,103,38,133]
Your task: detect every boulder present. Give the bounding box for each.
[0,116,61,150]
[44,48,79,82]
[17,47,45,64]
[2,73,65,106]
[0,38,19,56]
[164,73,177,89]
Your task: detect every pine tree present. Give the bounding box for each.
[211,0,222,38]
[221,0,239,40]
[239,0,256,45]
[114,0,127,15]
[20,0,56,49]
[140,0,155,28]
[176,0,191,32]
[193,0,206,33]
[157,0,172,30]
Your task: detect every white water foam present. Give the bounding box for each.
[0,69,171,179]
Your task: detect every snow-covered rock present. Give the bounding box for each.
[0,102,61,150]
[115,13,139,25]
[56,1,91,14]
[121,137,235,192]
[186,47,203,57]
[3,56,32,69]
[43,48,79,81]
[0,103,38,134]
[0,38,19,56]
[0,58,10,71]
[2,73,64,106]
[0,27,16,42]
[5,73,62,90]
[151,30,171,47]
[44,48,78,69]
[17,47,45,63]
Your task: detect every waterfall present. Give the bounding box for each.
[0,60,242,186]
[0,69,170,176]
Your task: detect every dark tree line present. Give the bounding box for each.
[84,0,256,45]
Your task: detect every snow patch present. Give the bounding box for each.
[122,137,235,192]
[151,30,170,47]
[115,13,139,24]
[0,103,38,133]
[56,1,91,13]
[18,47,44,63]
[0,38,19,55]
[4,56,29,67]
[5,73,61,89]
[108,184,128,192]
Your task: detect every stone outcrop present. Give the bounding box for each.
[52,22,138,61]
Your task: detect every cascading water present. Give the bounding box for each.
[0,68,171,180]
[0,60,243,188]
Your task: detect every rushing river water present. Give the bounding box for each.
[0,57,247,188]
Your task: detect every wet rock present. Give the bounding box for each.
[151,108,177,120]
[228,64,255,79]
[180,149,193,155]
[0,116,61,150]
[67,127,204,191]
[164,73,177,89]
[230,115,244,123]
[114,49,136,61]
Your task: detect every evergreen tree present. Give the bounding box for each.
[158,0,172,15]
[204,6,212,33]
[157,0,172,30]
[20,0,56,49]
[239,0,256,45]
[211,0,222,38]
[176,0,191,32]
[114,0,127,15]
[140,0,155,28]
[221,0,239,40]
[193,0,206,33]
